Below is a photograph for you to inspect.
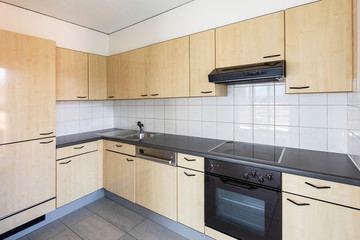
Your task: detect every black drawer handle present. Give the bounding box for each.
[108,96,114,98]
[184,157,196,162]
[77,96,87,99]
[40,140,54,144]
[289,86,310,89]
[151,94,159,96]
[184,172,196,177]
[126,158,134,162]
[201,91,213,94]
[116,144,123,147]
[73,146,84,150]
[305,182,331,189]
[59,160,72,165]
[40,132,54,136]
[141,94,148,97]
[287,198,310,206]
[263,54,281,58]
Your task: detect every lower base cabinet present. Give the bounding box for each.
[56,151,98,207]
[135,158,177,221]
[283,192,360,240]
[177,167,204,233]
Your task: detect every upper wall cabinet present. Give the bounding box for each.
[149,36,190,98]
[216,11,284,68]
[190,30,227,97]
[107,54,122,100]
[0,29,56,144]
[89,54,107,100]
[56,48,88,100]
[285,0,353,93]
[120,47,150,99]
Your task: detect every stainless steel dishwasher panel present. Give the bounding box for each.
[136,146,177,166]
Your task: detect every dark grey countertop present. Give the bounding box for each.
[56,128,360,186]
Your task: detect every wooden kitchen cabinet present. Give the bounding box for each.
[135,158,177,221]
[216,11,284,68]
[107,54,122,99]
[283,192,360,240]
[104,150,135,202]
[56,48,89,100]
[89,54,107,100]
[285,0,353,93]
[120,47,150,99]
[0,29,56,144]
[177,167,204,233]
[56,151,98,207]
[149,36,190,98]
[190,30,227,97]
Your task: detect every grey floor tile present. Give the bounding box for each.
[71,214,125,240]
[16,236,30,240]
[119,234,137,240]
[85,197,115,213]
[27,220,67,240]
[97,202,145,232]
[48,229,82,240]
[60,207,94,227]
[128,219,188,240]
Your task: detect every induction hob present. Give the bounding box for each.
[209,141,286,163]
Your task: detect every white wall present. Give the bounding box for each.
[0,2,108,55]
[109,0,317,54]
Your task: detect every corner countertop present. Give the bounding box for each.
[56,128,360,186]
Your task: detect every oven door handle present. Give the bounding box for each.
[221,179,257,191]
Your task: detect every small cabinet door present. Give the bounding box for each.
[149,36,189,98]
[107,54,122,99]
[178,167,204,233]
[104,150,135,202]
[56,48,89,100]
[285,0,353,93]
[89,54,107,100]
[283,193,360,240]
[56,151,98,207]
[190,30,226,97]
[216,11,284,68]
[135,158,177,221]
[120,47,150,99]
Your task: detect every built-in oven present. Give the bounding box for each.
[205,158,282,240]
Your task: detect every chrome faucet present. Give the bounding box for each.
[137,121,144,133]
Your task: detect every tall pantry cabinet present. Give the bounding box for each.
[0,29,56,234]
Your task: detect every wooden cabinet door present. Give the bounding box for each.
[56,48,88,100]
[216,11,284,68]
[283,193,360,240]
[56,151,98,207]
[285,0,353,93]
[89,54,107,100]
[190,30,226,97]
[177,168,204,233]
[149,36,189,98]
[104,150,135,202]
[0,138,55,218]
[107,54,122,99]
[135,158,177,221]
[0,30,56,144]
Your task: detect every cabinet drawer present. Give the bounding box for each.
[282,173,360,209]
[57,141,98,160]
[104,140,135,156]
[178,153,204,172]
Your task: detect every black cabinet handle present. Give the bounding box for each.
[108,96,114,98]
[77,96,87,99]
[263,54,281,58]
[201,91,213,94]
[287,198,310,206]
[40,132,54,136]
[289,86,310,89]
[151,94,159,96]
[59,160,72,165]
[305,182,331,189]
[141,94,148,97]
[73,146,84,149]
[116,144,123,147]
[184,172,196,177]
[40,140,54,144]
[184,157,196,162]
[126,158,134,162]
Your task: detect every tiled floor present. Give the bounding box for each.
[18,197,188,240]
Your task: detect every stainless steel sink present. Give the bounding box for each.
[125,132,161,140]
[96,129,138,138]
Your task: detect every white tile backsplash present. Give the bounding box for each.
[299,106,327,128]
[300,127,327,151]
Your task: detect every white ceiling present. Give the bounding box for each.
[0,0,193,34]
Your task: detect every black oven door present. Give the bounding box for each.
[205,174,281,240]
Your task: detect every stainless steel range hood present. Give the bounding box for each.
[208,60,285,85]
